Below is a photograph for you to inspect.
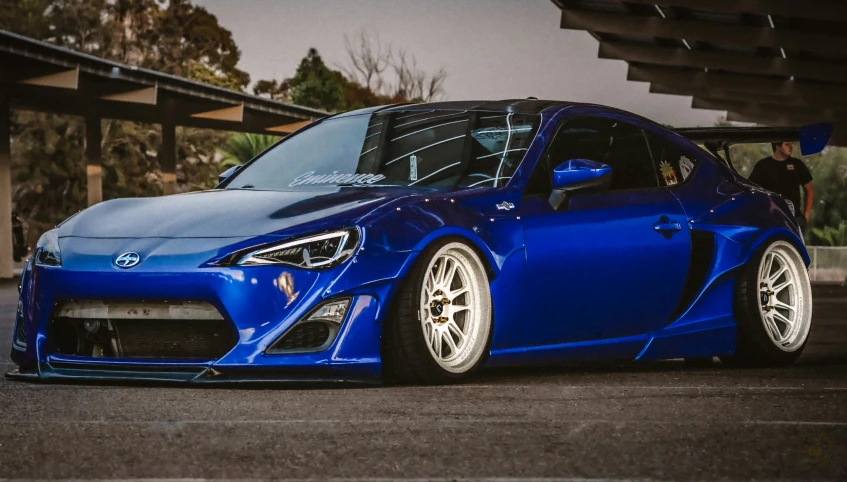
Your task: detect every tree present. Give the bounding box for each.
[812,222,847,247]
[341,31,392,95]
[253,79,291,102]
[725,124,847,245]
[287,48,346,111]
[341,30,447,102]
[254,32,449,113]
[1,0,245,245]
[216,133,280,167]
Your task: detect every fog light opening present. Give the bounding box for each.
[265,298,351,354]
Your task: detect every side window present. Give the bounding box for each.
[645,132,697,187]
[526,117,614,195]
[602,121,659,190]
[527,116,658,195]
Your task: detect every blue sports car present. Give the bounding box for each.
[8,100,830,384]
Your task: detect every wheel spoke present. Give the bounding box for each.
[444,262,459,290]
[435,258,447,286]
[432,329,443,358]
[762,253,775,280]
[772,278,793,293]
[773,300,795,312]
[443,330,459,357]
[769,265,788,284]
[763,314,783,341]
[773,310,794,328]
[447,321,466,349]
[449,287,469,302]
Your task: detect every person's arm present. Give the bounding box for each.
[797,161,814,221]
[803,182,814,221]
[748,163,761,184]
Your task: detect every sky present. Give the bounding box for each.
[194,0,724,127]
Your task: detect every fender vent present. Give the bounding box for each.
[670,230,715,322]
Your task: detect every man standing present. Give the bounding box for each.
[749,142,814,230]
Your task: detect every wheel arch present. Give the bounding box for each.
[745,228,810,267]
[405,227,502,282]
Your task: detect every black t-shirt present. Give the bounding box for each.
[748,156,813,211]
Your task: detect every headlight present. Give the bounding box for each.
[35,229,61,267]
[237,228,360,268]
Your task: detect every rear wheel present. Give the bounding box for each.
[723,239,812,367]
[383,240,492,384]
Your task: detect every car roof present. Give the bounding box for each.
[378,99,577,115]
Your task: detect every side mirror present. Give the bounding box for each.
[218,165,240,185]
[549,158,612,210]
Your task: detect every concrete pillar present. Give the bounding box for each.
[0,88,13,279]
[160,100,177,195]
[85,112,102,206]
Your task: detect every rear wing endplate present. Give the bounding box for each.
[673,123,832,172]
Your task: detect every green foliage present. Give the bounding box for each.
[287,48,346,111]
[253,47,403,112]
[253,79,291,101]
[729,142,847,245]
[812,222,847,247]
[1,0,246,245]
[217,133,280,167]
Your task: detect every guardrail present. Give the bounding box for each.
[808,246,847,283]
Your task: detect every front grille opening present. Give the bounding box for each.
[48,301,237,360]
[267,321,337,354]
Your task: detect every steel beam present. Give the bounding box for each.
[628,64,847,106]
[601,0,847,23]
[0,87,12,279]
[160,100,177,195]
[691,97,841,122]
[600,41,847,84]
[85,111,102,206]
[561,8,847,57]
[650,84,814,108]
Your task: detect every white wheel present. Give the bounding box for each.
[726,238,812,367]
[756,241,812,352]
[383,239,492,384]
[418,243,491,373]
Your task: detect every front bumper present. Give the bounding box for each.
[9,237,413,383]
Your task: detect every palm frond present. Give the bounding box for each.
[217,132,280,167]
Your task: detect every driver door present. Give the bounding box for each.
[519,115,691,348]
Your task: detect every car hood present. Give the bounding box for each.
[58,188,418,239]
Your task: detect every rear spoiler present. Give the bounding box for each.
[673,123,832,172]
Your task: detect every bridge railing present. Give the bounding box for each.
[808,246,847,283]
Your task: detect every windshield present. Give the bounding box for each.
[225,109,539,190]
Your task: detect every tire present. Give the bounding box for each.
[383,239,493,384]
[723,239,813,367]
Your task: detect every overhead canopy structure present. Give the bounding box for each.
[0,29,326,278]
[550,0,847,145]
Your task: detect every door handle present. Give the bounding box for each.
[653,220,682,233]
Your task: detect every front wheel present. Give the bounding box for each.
[383,240,493,384]
[724,239,813,367]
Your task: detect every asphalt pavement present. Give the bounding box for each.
[1,281,845,481]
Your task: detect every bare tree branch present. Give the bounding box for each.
[340,30,447,102]
[341,30,392,93]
